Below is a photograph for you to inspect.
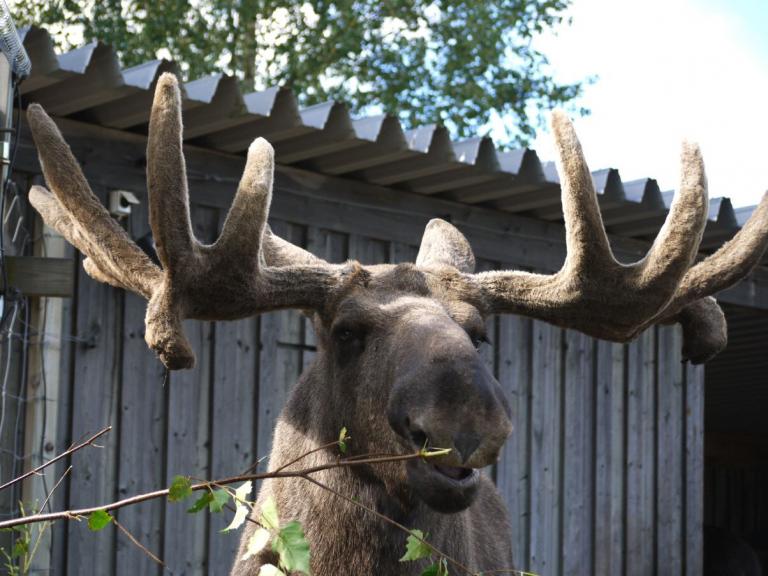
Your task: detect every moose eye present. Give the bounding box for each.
[336,328,355,343]
[331,323,367,357]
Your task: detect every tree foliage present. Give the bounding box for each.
[13,0,586,145]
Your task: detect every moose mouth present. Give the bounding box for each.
[432,463,475,482]
[406,458,481,513]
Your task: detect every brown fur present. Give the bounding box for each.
[232,268,515,575]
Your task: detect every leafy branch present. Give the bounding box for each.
[1,426,535,576]
[0,448,450,531]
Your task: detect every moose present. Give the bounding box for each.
[25,73,768,574]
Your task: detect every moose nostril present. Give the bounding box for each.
[454,433,482,464]
[410,429,428,449]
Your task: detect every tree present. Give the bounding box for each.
[13,0,587,146]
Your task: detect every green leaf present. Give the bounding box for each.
[273,520,311,574]
[168,475,193,502]
[11,538,28,559]
[221,503,249,533]
[420,558,449,575]
[234,481,253,504]
[87,510,113,531]
[338,426,348,454]
[258,565,286,576]
[241,527,271,562]
[187,492,213,514]
[209,489,230,513]
[400,529,431,562]
[259,496,279,531]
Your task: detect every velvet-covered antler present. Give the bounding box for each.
[463,111,768,363]
[28,73,343,370]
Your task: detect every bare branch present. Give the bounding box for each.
[113,517,165,567]
[0,426,111,493]
[39,465,72,513]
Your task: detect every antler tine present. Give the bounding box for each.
[551,111,612,270]
[262,226,329,267]
[633,142,708,294]
[147,73,196,273]
[473,111,709,343]
[26,107,161,298]
[30,185,136,291]
[662,191,768,314]
[212,138,274,267]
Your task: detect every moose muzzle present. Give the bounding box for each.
[387,314,512,512]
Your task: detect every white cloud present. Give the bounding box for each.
[519,0,768,207]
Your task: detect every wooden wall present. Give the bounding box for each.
[704,435,768,565]
[6,118,707,575]
[31,216,704,576]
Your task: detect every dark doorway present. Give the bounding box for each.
[704,303,768,574]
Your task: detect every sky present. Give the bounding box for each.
[510,0,768,207]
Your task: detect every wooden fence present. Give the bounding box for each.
[21,216,703,576]
[1,117,706,575]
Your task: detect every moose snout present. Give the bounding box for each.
[388,355,512,469]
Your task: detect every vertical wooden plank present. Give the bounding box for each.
[348,234,389,264]
[656,325,685,575]
[685,362,704,576]
[390,242,417,264]
[162,319,211,575]
[257,221,306,473]
[66,252,122,574]
[304,228,349,366]
[593,339,625,576]
[625,329,656,576]
[111,192,167,576]
[528,321,562,575]
[163,204,217,575]
[729,468,741,533]
[211,204,260,574]
[210,315,258,571]
[474,259,497,374]
[22,207,70,573]
[50,243,75,576]
[714,466,728,527]
[703,465,714,527]
[495,314,531,569]
[307,227,349,265]
[115,291,167,576]
[562,330,595,576]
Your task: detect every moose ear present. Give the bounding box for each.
[416,219,476,273]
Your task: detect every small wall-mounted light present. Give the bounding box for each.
[108,190,140,219]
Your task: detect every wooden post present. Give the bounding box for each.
[22,214,69,572]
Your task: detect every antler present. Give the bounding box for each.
[28,73,343,370]
[470,111,768,363]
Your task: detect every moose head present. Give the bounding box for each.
[25,73,768,573]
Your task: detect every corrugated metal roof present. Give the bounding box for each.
[16,26,764,254]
